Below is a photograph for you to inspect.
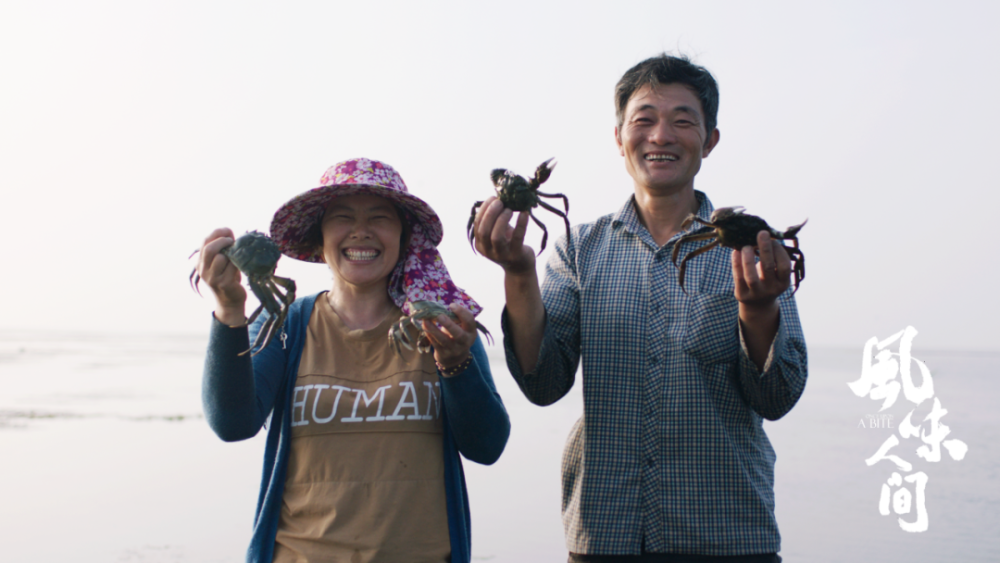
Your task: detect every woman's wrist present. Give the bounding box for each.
[436,353,472,377]
[214,306,247,328]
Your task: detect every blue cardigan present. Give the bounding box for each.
[202,293,511,563]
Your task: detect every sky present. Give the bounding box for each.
[2,0,999,352]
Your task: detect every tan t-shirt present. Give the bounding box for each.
[272,297,450,563]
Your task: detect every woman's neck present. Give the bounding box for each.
[326,280,396,331]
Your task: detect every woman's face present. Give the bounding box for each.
[320,194,404,291]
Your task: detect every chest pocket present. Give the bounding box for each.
[682,292,740,365]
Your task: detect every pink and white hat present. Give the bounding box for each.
[270,158,482,317]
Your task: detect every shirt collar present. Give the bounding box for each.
[612,190,716,246]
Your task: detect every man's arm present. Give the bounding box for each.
[732,230,807,419]
[472,197,545,372]
[735,292,808,420]
[504,267,545,373]
[733,231,790,370]
[473,197,581,404]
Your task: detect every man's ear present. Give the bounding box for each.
[702,128,720,157]
[614,126,624,156]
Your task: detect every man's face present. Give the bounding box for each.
[615,83,720,195]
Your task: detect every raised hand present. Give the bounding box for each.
[471,196,536,275]
[422,304,479,375]
[196,227,247,325]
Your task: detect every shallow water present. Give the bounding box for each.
[0,333,996,562]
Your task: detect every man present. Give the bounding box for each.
[472,54,807,562]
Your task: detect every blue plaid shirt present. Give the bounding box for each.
[502,192,807,556]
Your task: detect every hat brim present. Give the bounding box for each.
[270,184,443,263]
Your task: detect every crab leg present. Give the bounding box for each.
[246,302,266,326]
[676,240,720,294]
[680,214,716,231]
[467,200,485,251]
[670,231,717,265]
[536,190,570,213]
[243,278,285,355]
[474,321,494,345]
[246,315,275,357]
[270,275,297,305]
[782,245,805,293]
[251,300,292,357]
[537,199,572,249]
[526,211,549,255]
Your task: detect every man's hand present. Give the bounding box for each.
[732,231,791,307]
[732,231,790,370]
[471,196,546,374]
[472,196,536,275]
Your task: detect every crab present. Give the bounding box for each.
[388,301,494,358]
[190,230,297,356]
[467,158,571,254]
[671,206,806,294]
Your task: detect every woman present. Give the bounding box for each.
[197,158,510,563]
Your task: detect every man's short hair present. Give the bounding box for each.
[615,54,719,143]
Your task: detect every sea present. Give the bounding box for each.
[1,331,997,562]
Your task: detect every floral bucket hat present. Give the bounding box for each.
[270,157,482,317]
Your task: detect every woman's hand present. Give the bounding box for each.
[196,228,247,326]
[422,304,478,375]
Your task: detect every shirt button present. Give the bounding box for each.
[655,254,664,262]
[646,458,655,468]
[650,355,659,365]
[653,303,660,313]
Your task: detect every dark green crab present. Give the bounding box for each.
[467,158,571,254]
[388,301,493,358]
[671,206,806,294]
[190,231,297,356]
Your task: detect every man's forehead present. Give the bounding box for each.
[625,83,703,116]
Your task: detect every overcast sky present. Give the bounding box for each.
[2,0,998,352]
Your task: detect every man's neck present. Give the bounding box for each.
[633,185,700,247]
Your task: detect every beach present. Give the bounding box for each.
[1,332,997,562]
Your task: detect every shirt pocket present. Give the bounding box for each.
[682,292,739,365]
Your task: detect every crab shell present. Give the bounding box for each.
[220,230,281,277]
[388,301,493,358]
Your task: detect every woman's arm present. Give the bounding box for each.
[202,309,289,441]
[438,336,511,465]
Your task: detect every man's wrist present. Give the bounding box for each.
[739,300,778,321]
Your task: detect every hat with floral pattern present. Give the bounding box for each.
[270,157,482,317]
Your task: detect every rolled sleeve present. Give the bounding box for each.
[501,233,582,406]
[736,293,808,420]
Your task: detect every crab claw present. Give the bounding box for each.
[782,218,808,239]
[534,158,557,185]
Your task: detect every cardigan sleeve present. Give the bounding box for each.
[202,312,289,442]
[438,336,510,465]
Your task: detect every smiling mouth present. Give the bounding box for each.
[645,154,678,162]
[343,249,380,261]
